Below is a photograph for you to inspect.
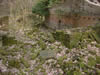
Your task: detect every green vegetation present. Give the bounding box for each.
[0,0,100,74]
[57,55,67,64]
[32,0,49,16]
[8,59,21,69]
[48,0,61,7]
[32,0,61,16]
[20,57,30,68]
[52,30,82,49]
[52,28,100,49]
[88,56,96,67]
[2,35,18,46]
[96,56,100,64]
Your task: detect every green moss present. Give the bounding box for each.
[96,69,100,75]
[2,36,18,46]
[70,32,82,48]
[38,39,46,50]
[47,33,55,43]
[57,55,67,65]
[24,68,30,72]
[78,62,86,69]
[63,63,82,75]
[67,70,73,75]
[89,50,96,55]
[53,28,100,49]
[88,56,96,67]
[19,70,26,75]
[34,64,43,72]
[52,30,70,48]
[20,57,30,68]
[96,56,100,64]
[30,53,38,60]
[73,71,82,75]
[66,49,72,53]
[52,30,82,49]
[8,59,21,69]
[0,71,13,75]
[0,49,16,65]
[96,44,100,48]
[61,61,73,70]
[0,49,15,56]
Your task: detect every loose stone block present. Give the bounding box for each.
[40,50,56,59]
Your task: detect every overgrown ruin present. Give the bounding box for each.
[46,0,100,29]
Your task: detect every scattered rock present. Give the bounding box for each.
[40,50,56,59]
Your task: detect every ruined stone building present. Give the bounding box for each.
[46,0,100,29]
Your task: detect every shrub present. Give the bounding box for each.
[32,0,61,16]
[32,0,49,16]
[8,59,21,69]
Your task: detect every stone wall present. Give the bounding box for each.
[46,0,100,29]
[47,14,100,29]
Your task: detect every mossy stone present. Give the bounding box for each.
[52,30,82,49]
[70,32,82,48]
[2,35,18,46]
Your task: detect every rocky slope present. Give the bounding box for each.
[0,25,100,75]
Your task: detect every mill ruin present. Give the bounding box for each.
[46,0,100,29]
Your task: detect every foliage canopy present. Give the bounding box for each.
[32,0,61,16]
